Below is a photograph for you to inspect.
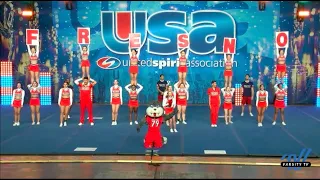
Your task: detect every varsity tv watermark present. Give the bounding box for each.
[280,148,312,170]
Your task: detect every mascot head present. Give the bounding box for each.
[146,101,164,118]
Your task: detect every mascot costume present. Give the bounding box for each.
[137,101,177,150]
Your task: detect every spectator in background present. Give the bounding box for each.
[156,74,169,103]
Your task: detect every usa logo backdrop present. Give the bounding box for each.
[0,1,319,104]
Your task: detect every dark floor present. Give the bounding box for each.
[1,104,320,157]
[1,162,319,179]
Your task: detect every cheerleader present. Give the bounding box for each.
[276,49,287,81]
[221,86,235,125]
[27,45,40,84]
[178,49,189,84]
[224,54,234,88]
[11,82,25,126]
[125,83,143,125]
[129,46,140,86]
[163,86,177,132]
[110,79,123,125]
[174,81,189,124]
[79,44,90,79]
[273,82,287,125]
[27,81,41,125]
[256,84,268,127]
[58,82,73,127]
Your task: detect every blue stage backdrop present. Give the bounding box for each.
[0,1,319,104]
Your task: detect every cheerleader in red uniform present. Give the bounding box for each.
[273,82,287,126]
[224,54,234,88]
[129,47,140,86]
[256,84,268,127]
[27,45,40,84]
[174,82,189,124]
[11,82,25,126]
[276,49,287,81]
[163,86,177,132]
[110,79,123,125]
[221,86,235,125]
[178,49,189,84]
[207,81,221,127]
[79,45,90,79]
[58,82,73,127]
[125,83,143,125]
[27,81,41,125]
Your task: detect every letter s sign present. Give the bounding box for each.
[101,10,236,55]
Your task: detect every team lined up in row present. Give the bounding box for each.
[10,74,288,130]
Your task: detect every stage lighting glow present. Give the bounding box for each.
[39,72,51,105]
[317,62,320,107]
[0,62,13,105]
[298,10,310,17]
[22,10,33,16]
[235,83,242,106]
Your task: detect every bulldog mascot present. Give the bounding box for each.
[137,101,177,149]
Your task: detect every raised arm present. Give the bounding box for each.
[136,83,143,94]
[70,89,73,105]
[58,89,62,106]
[87,45,90,55]
[185,81,190,89]
[74,78,82,86]
[136,47,141,58]
[221,87,226,96]
[119,87,123,104]
[276,48,280,58]
[79,44,83,54]
[284,48,288,57]
[27,45,31,56]
[36,45,39,57]
[174,82,179,91]
[125,84,131,92]
[90,78,97,86]
[230,88,235,95]
[128,46,132,57]
[11,90,16,105]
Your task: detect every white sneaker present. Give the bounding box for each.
[64,122,67,126]
[60,123,63,127]
[13,123,17,126]
[36,122,40,125]
[282,122,286,126]
[174,129,178,133]
[214,125,217,127]
[166,121,169,126]
[130,122,133,125]
[68,115,70,119]
[258,123,261,127]
[260,123,263,127]
[78,123,83,126]
[176,121,179,125]
[250,113,254,116]
[225,122,228,125]
[170,129,174,133]
[229,120,233,124]
[17,122,20,126]
[112,121,115,125]
[134,121,138,125]
[90,122,94,126]
[114,121,117,125]
[241,113,244,116]
[211,124,215,127]
[272,121,276,125]
[32,122,35,125]
[182,121,187,124]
